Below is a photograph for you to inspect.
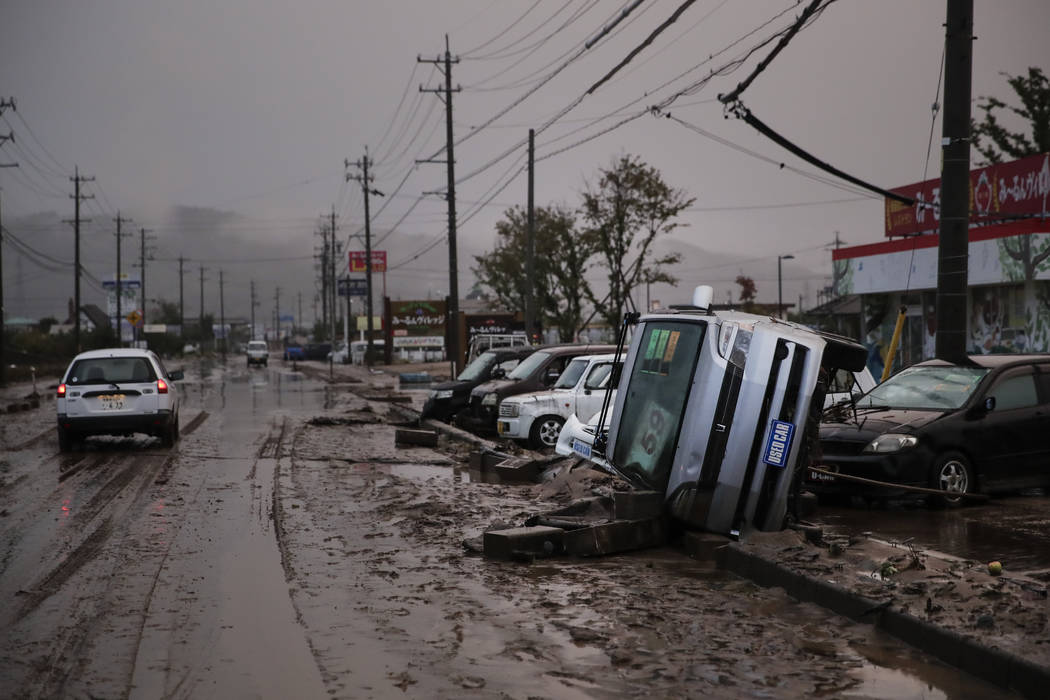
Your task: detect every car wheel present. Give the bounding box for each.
[160,419,177,448]
[530,415,564,450]
[929,451,973,508]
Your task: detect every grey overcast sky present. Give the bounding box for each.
[2,1,1048,322]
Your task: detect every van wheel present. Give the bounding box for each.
[530,416,564,450]
[928,451,973,508]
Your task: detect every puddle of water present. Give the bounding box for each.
[845,636,1013,700]
[815,501,1050,573]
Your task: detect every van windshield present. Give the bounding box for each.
[508,351,549,380]
[611,322,705,490]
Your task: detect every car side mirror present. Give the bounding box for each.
[983,396,996,412]
[545,369,560,384]
[169,369,185,381]
[491,367,506,379]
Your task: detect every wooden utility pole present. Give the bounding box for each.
[113,212,132,346]
[419,35,461,373]
[219,269,226,357]
[935,0,973,363]
[199,265,206,345]
[178,256,185,339]
[525,128,536,342]
[250,279,257,340]
[348,152,383,366]
[138,227,153,329]
[330,206,338,345]
[0,100,16,384]
[68,166,94,351]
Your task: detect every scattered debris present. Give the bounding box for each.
[394,428,439,447]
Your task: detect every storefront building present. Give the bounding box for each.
[831,153,1049,376]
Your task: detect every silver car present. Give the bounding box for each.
[56,348,184,451]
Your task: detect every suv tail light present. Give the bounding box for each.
[157,378,169,394]
[57,383,67,397]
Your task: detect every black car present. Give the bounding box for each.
[304,342,332,361]
[811,355,1050,505]
[456,344,616,435]
[421,346,536,422]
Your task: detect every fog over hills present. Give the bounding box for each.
[4,203,825,327]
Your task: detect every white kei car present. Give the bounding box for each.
[56,348,184,451]
[496,353,618,449]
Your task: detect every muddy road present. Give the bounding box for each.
[0,359,1024,698]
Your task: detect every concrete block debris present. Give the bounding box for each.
[562,518,667,557]
[483,525,565,560]
[395,428,439,447]
[613,490,664,520]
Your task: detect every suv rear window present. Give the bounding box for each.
[68,357,156,385]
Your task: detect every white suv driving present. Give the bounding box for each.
[496,353,618,449]
[56,348,184,451]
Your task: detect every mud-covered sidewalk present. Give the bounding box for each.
[286,359,1043,698]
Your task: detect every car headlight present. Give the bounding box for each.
[431,389,453,400]
[481,393,498,406]
[862,433,918,453]
[503,403,519,417]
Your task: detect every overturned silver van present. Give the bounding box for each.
[582,286,866,538]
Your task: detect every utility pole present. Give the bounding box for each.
[113,212,132,346]
[218,269,226,357]
[935,0,973,363]
[250,279,257,339]
[0,101,17,385]
[525,128,536,343]
[419,35,461,373]
[0,191,8,386]
[297,291,303,339]
[347,152,384,366]
[199,265,206,347]
[137,227,154,344]
[274,287,281,341]
[178,256,185,339]
[67,166,95,352]
[330,206,338,346]
[318,224,329,335]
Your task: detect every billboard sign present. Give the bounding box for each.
[389,300,446,337]
[338,277,368,297]
[885,153,1050,237]
[349,250,387,273]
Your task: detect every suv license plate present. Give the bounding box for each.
[572,439,592,459]
[99,394,126,410]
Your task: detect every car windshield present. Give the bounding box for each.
[248,342,266,350]
[554,358,589,389]
[507,351,549,380]
[68,357,156,385]
[856,365,990,410]
[457,351,497,381]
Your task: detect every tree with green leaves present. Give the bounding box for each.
[580,155,694,330]
[735,275,757,311]
[473,204,595,341]
[971,66,1049,164]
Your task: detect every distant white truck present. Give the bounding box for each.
[496,353,619,449]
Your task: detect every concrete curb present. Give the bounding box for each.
[720,543,1049,699]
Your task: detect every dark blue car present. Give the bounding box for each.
[283,343,305,361]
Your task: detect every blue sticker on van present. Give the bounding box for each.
[763,420,795,468]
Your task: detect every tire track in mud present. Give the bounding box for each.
[8,426,53,451]
[10,451,173,623]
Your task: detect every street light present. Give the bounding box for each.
[778,254,795,320]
